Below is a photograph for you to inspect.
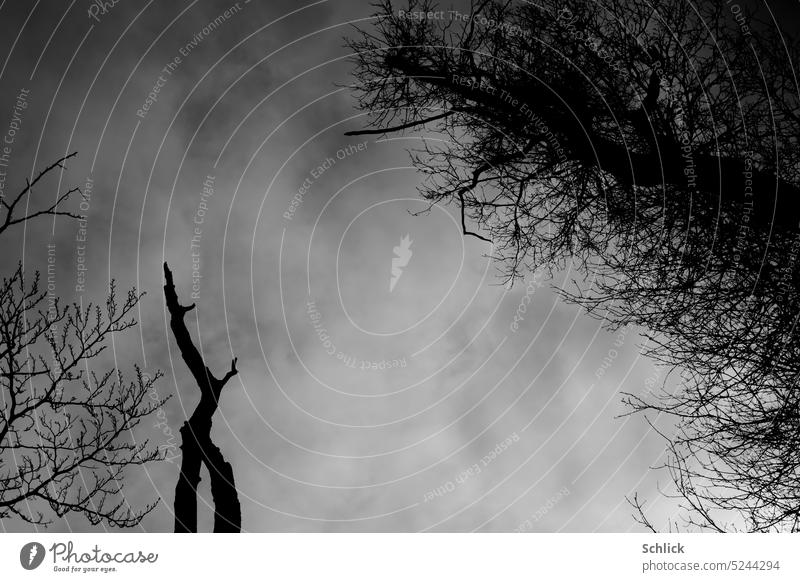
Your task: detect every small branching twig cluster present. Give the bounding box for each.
[348,0,800,531]
[0,264,167,526]
[1,153,165,527]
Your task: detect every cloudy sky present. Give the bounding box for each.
[0,0,695,533]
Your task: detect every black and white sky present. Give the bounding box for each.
[0,0,749,532]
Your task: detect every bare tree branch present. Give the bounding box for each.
[1,153,165,528]
[347,0,800,531]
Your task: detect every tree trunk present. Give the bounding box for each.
[173,422,202,533]
[201,436,241,532]
[163,263,241,533]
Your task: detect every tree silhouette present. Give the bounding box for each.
[0,153,165,527]
[163,263,241,533]
[347,0,800,531]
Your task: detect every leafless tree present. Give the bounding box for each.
[347,0,800,531]
[163,263,240,533]
[0,153,166,527]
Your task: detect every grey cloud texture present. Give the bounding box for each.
[1,0,678,532]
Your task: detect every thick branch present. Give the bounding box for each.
[344,110,455,136]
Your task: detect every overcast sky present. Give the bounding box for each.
[0,0,711,533]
